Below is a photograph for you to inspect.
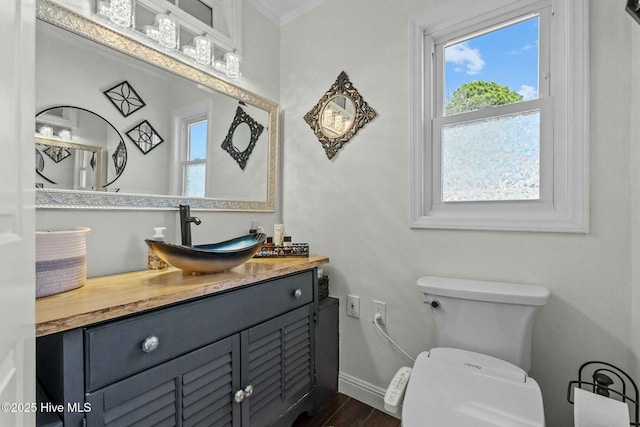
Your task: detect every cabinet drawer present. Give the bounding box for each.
[85,270,314,391]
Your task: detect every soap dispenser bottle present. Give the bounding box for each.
[148,227,169,270]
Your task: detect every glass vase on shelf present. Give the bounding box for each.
[143,25,160,42]
[180,43,197,60]
[193,34,212,66]
[224,50,241,79]
[155,11,178,50]
[113,0,134,27]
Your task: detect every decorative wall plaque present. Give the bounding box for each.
[126,120,164,154]
[104,80,146,117]
[43,146,71,163]
[304,71,377,159]
[221,106,265,170]
[112,140,127,177]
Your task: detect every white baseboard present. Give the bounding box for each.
[338,371,401,420]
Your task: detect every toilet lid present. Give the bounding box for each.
[402,348,545,427]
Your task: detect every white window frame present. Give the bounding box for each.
[182,116,208,197]
[170,101,211,197]
[410,0,589,232]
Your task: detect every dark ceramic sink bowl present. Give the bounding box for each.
[145,233,266,274]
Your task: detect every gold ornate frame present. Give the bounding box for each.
[35,0,279,211]
[304,71,377,159]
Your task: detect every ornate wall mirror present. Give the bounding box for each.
[221,106,265,170]
[36,106,125,188]
[35,0,278,211]
[304,71,377,159]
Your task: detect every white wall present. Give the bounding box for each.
[37,24,174,194]
[35,0,282,277]
[281,1,636,426]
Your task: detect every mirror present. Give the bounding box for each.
[320,95,356,138]
[221,106,265,170]
[35,0,278,211]
[36,106,125,189]
[36,137,105,190]
[233,123,252,152]
[304,71,377,159]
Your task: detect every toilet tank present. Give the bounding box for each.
[417,276,550,372]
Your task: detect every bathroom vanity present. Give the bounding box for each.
[36,256,330,427]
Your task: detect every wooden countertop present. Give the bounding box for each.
[36,255,329,337]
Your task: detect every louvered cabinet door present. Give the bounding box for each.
[85,335,241,427]
[241,304,315,427]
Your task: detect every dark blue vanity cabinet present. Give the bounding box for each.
[315,297,339,408]
[37,269,322,427]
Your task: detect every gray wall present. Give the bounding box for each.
[280,1,637,426]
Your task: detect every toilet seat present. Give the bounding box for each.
[402,348,545,427]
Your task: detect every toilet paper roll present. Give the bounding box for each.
[574,387,630,427]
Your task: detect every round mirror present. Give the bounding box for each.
[35,106,126,189]
[232,122,252,152]
[319,95,356,138]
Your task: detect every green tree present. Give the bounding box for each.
[445,80,523,115]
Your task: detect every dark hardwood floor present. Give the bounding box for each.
[292,393,401,427]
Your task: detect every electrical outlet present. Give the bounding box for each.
[346,295,360,318]
[373,300,386,325]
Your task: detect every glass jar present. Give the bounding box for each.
[155,11,178,49]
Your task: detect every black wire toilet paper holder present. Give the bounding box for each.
[567,361,639,426]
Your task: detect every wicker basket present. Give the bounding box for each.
[36,227,90,298]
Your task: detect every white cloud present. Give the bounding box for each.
[518,84,538,100]
[509,42,536,55]
[445,42,485,75]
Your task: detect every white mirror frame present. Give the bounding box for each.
[35,0,278,211]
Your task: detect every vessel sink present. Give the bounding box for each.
[145,233,266,274]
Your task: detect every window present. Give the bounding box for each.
[183,119,208,197]
[167,0,214,27]
[410,0,589,232]
[439,15,545,204]
[171,102,211,198]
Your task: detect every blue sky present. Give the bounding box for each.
[444,16,539,102]
[189,121,208,160]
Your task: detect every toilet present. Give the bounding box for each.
[402,276,550,426]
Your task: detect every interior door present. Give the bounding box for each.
[0,0,36,425]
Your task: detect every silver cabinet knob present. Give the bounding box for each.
[293,289,302,299]
[141,335,160,353]
[244,384,254,397]
[234,389,245,403]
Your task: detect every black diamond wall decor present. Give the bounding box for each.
[104,80,146,117]
[126,120,164,154]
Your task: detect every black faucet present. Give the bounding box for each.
[179,204,201,246]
